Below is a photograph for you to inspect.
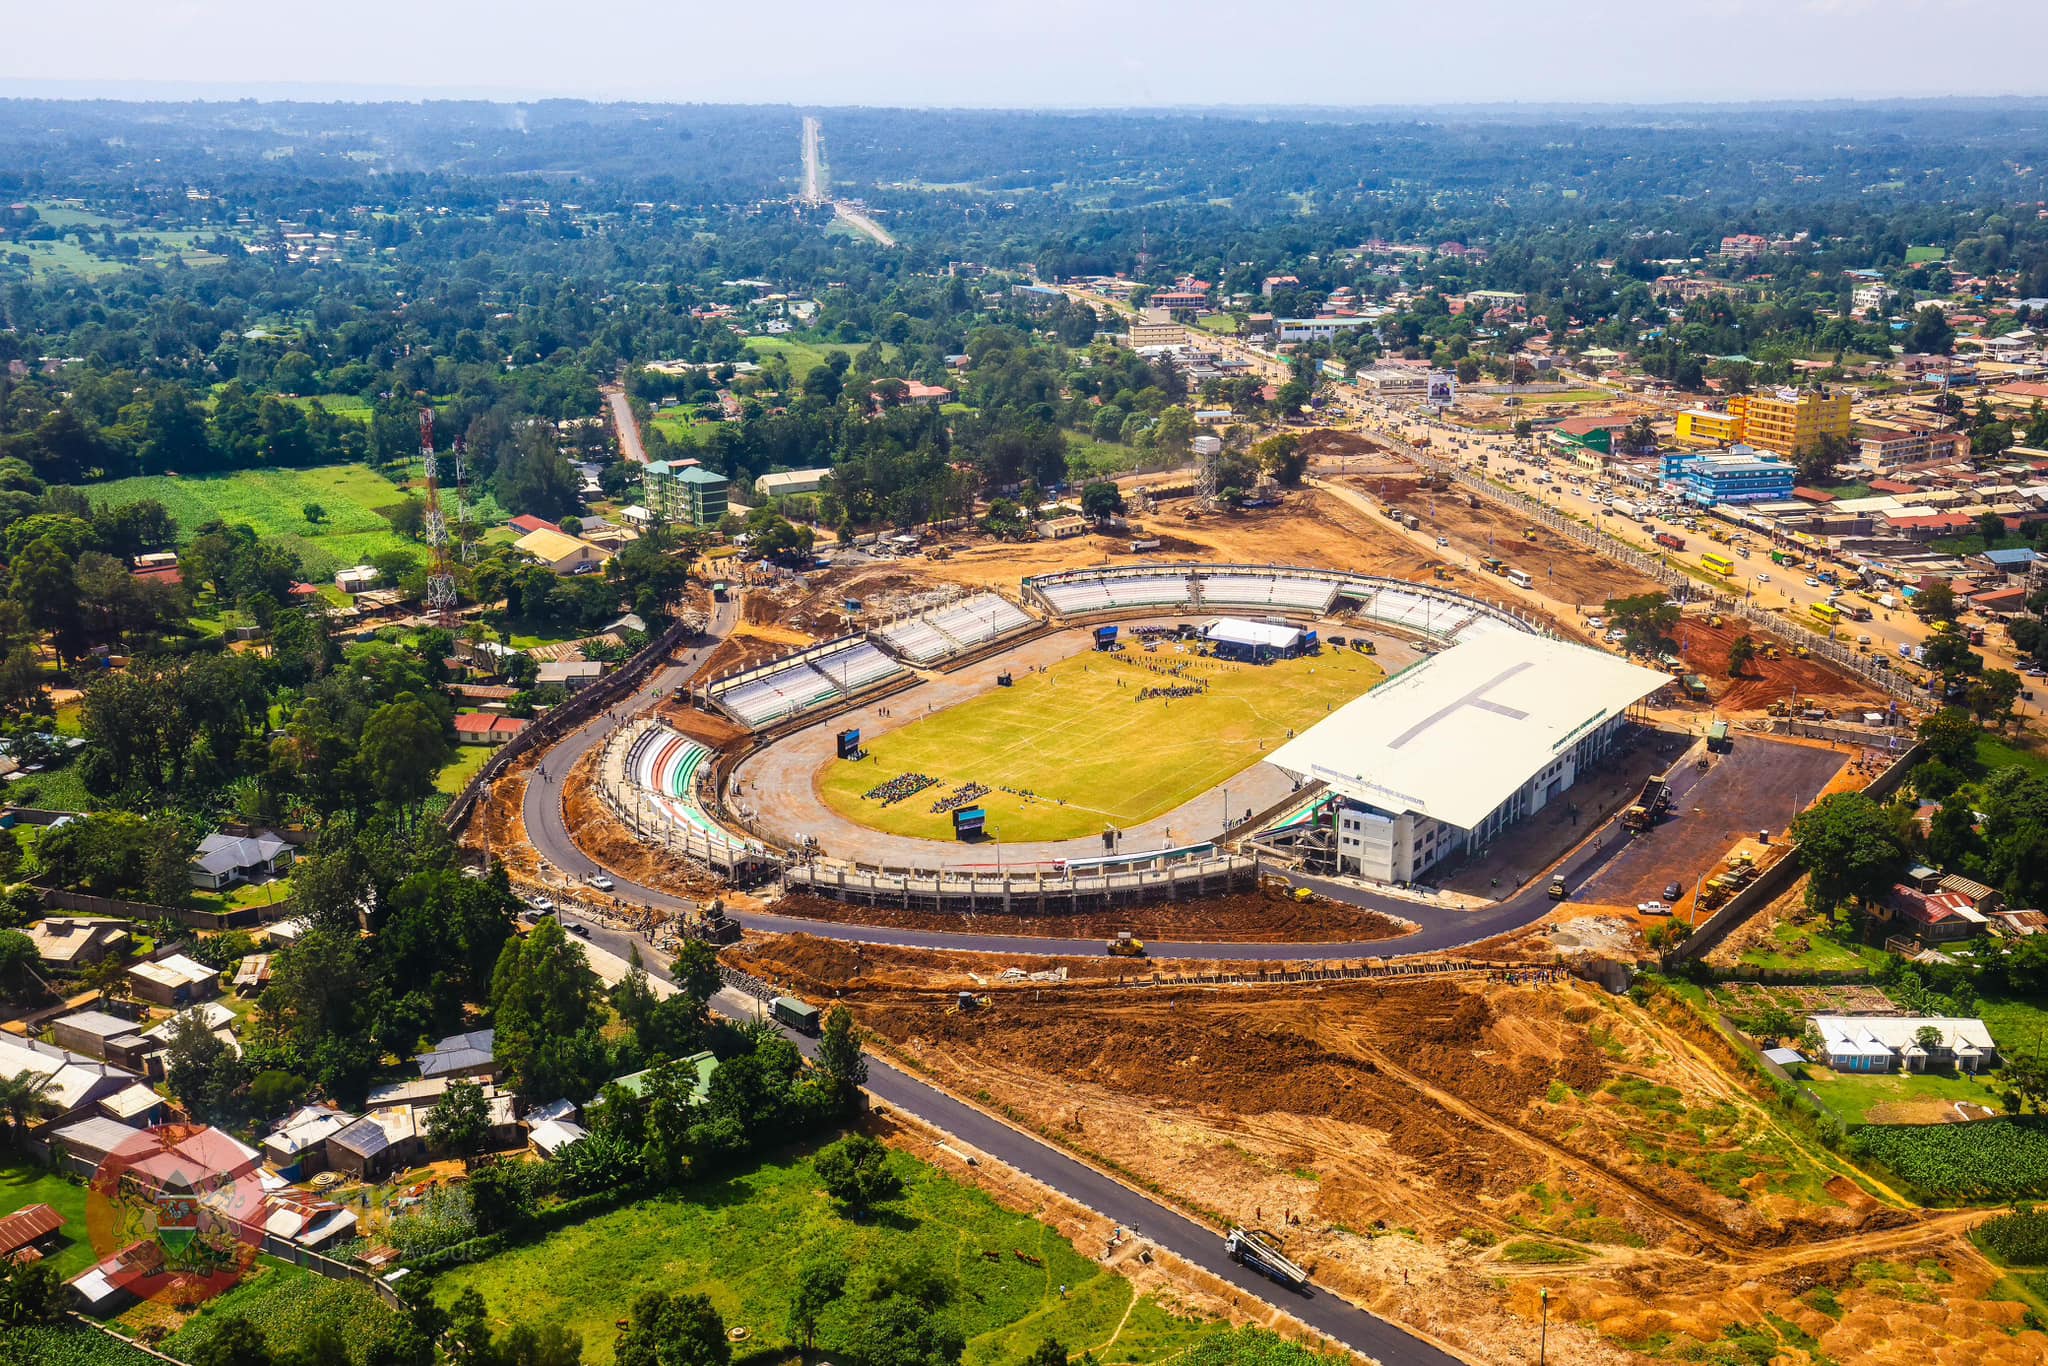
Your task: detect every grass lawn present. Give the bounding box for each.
[1193,314,1240,335]
[743,336,897,381]
[819,646,1384,842]
[1799,1068,2006,1126]
[1063,433,1162,481]
[1906,245,1948,263]
[0,1162,96,1278]
[436,744,492,795]
[433,1144,1221,1366]
[648,409,721,447]
[1975,732,2048,780]
[1736,920,1888,974]
[192,877,293,914]
[282,393,374,424]
[67,464,439,581]
[1978,993,2048,1058]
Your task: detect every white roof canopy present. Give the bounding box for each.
[1265,634,1669,830]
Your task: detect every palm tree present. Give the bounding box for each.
[0,1069,56,1137]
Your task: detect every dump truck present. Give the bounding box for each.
[1622,775,1672,831]
[1107,932,1146,958]
[1654,532,1686,551]
[770,996,821,1035]
[1224,1228,1310,1292]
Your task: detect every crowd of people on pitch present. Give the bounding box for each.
[864,772,937,806]
[1137,684,1205,702]
[932,782,989,814]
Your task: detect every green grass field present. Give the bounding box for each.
[1736,920,1889,974]
[151,1260,402,1365]
[281,394,374,425]
[1906,245,1948,263]
[1976,733,2048,780]
[1799,1069,2006,1126]
[743,336,897,380]
[66,464,457,580]
[0,1162,96,1278]
[648,408,722,447]
[432,1145,1220,1366]
[819,647,1383,842]
[435,745,492,795]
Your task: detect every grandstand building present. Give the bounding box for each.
[1265,634,1668,884]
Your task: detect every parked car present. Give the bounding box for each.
[589,874,615,892]
[1664,881,1683,901]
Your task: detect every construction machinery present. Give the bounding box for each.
[1224,1228,1310,1292]
[1107,932,1146,958]
[1621,775,1673,832]
[689,901,743,946]
[1547,876,1569,901]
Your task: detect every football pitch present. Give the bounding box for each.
[816,645,1384,842]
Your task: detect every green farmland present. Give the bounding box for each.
[820,645,1383,842]
[68,464,500,580]
[433,1144,1222,1366]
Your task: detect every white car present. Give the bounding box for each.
[526,896,555,915]
[1805,577,1821,588]
[1606,628,1627,643]
[589,875,615,892]
[1437,535,1450,547]
[1757,572,1771,583]
[1586,615,1605,629]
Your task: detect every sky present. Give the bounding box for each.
[5,0,2046,108]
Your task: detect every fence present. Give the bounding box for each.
[442,612,702,834]
[1390,441,1920,703]
[38,887,294,931]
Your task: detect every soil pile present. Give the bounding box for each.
[762,885,1411,944]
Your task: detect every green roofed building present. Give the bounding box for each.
[644,460,729,529]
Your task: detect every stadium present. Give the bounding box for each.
[583,560,1678,906]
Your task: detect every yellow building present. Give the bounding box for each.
[1674,408,1742,447]
[1727,388,1852,457]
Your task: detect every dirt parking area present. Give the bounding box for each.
[1576,736,1847,909]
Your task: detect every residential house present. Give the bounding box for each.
[233,954,272,994]
[513,527,611,576]
[262,1105,358,1180]
[0,1204,65,1264]
[535,661,604,692]
[0,1035,141,1130]
[1877,884,1987,943]
[452,713,528,746]
[1810,1014,1997,1074]
[25,917,130,970]
[126,953,220,1008]
[326,1107,422,1182]
[49,1010,140,1061]
[527,1119,588,1158]
[49,1115,148,1168]
[642,461,729,529]
[189,831,294,891]
[508,515,562,537]
[334,566,379,595]
[416,1029,496,1082]
[261,1193,358,1250]
[69,1240,164,1316]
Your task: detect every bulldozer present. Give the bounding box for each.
[1107,931,1147,958]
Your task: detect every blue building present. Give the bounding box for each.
[1660,445,1796,506]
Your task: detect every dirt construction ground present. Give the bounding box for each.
[1673,616,1890,714]
[795,963,2042,1366]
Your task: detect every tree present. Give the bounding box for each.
[0,1254,67,1327]
[1967,669,2023,729]
[1921,628,1981,687]
[1906,305,1954,356]
[1912,580,1960,624]
[0,1069,56,1135]
[787,1255,848,1353]
[303,502,328,526]
[491,917,608,1101]
[426,1079,492,1168]
[188,1315,274,1366]
[815,1005,867,1115]
[355,695,453,810]
[2002,1046,2048,1112]
[1079,481,1125,524]
[1253,432,1308,486]
[1602,592,1679,656]
[671,939,722,1005]
[0,931,46,1003]
[815,1133,902,1217]
[1726,634,1756,677]
[1917,708,1982,771]
[1021,1340,1070,1366]
[1790,792,1908,918]
[1913,1024,1944,1067]
[166,1008,249,1123]
[614,1290,731,1366]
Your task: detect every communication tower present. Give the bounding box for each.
[419,409,459,626]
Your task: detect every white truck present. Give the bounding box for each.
[1224,1228,1310,1292]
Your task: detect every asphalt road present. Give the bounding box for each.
[560,908,1470,1366]
[605,384,648,465]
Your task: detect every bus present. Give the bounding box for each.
[1809,602,1841,629]
[1701,552,1735,577]
[1506,568,1533,589]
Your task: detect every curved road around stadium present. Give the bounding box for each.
[522,598,1722,962]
